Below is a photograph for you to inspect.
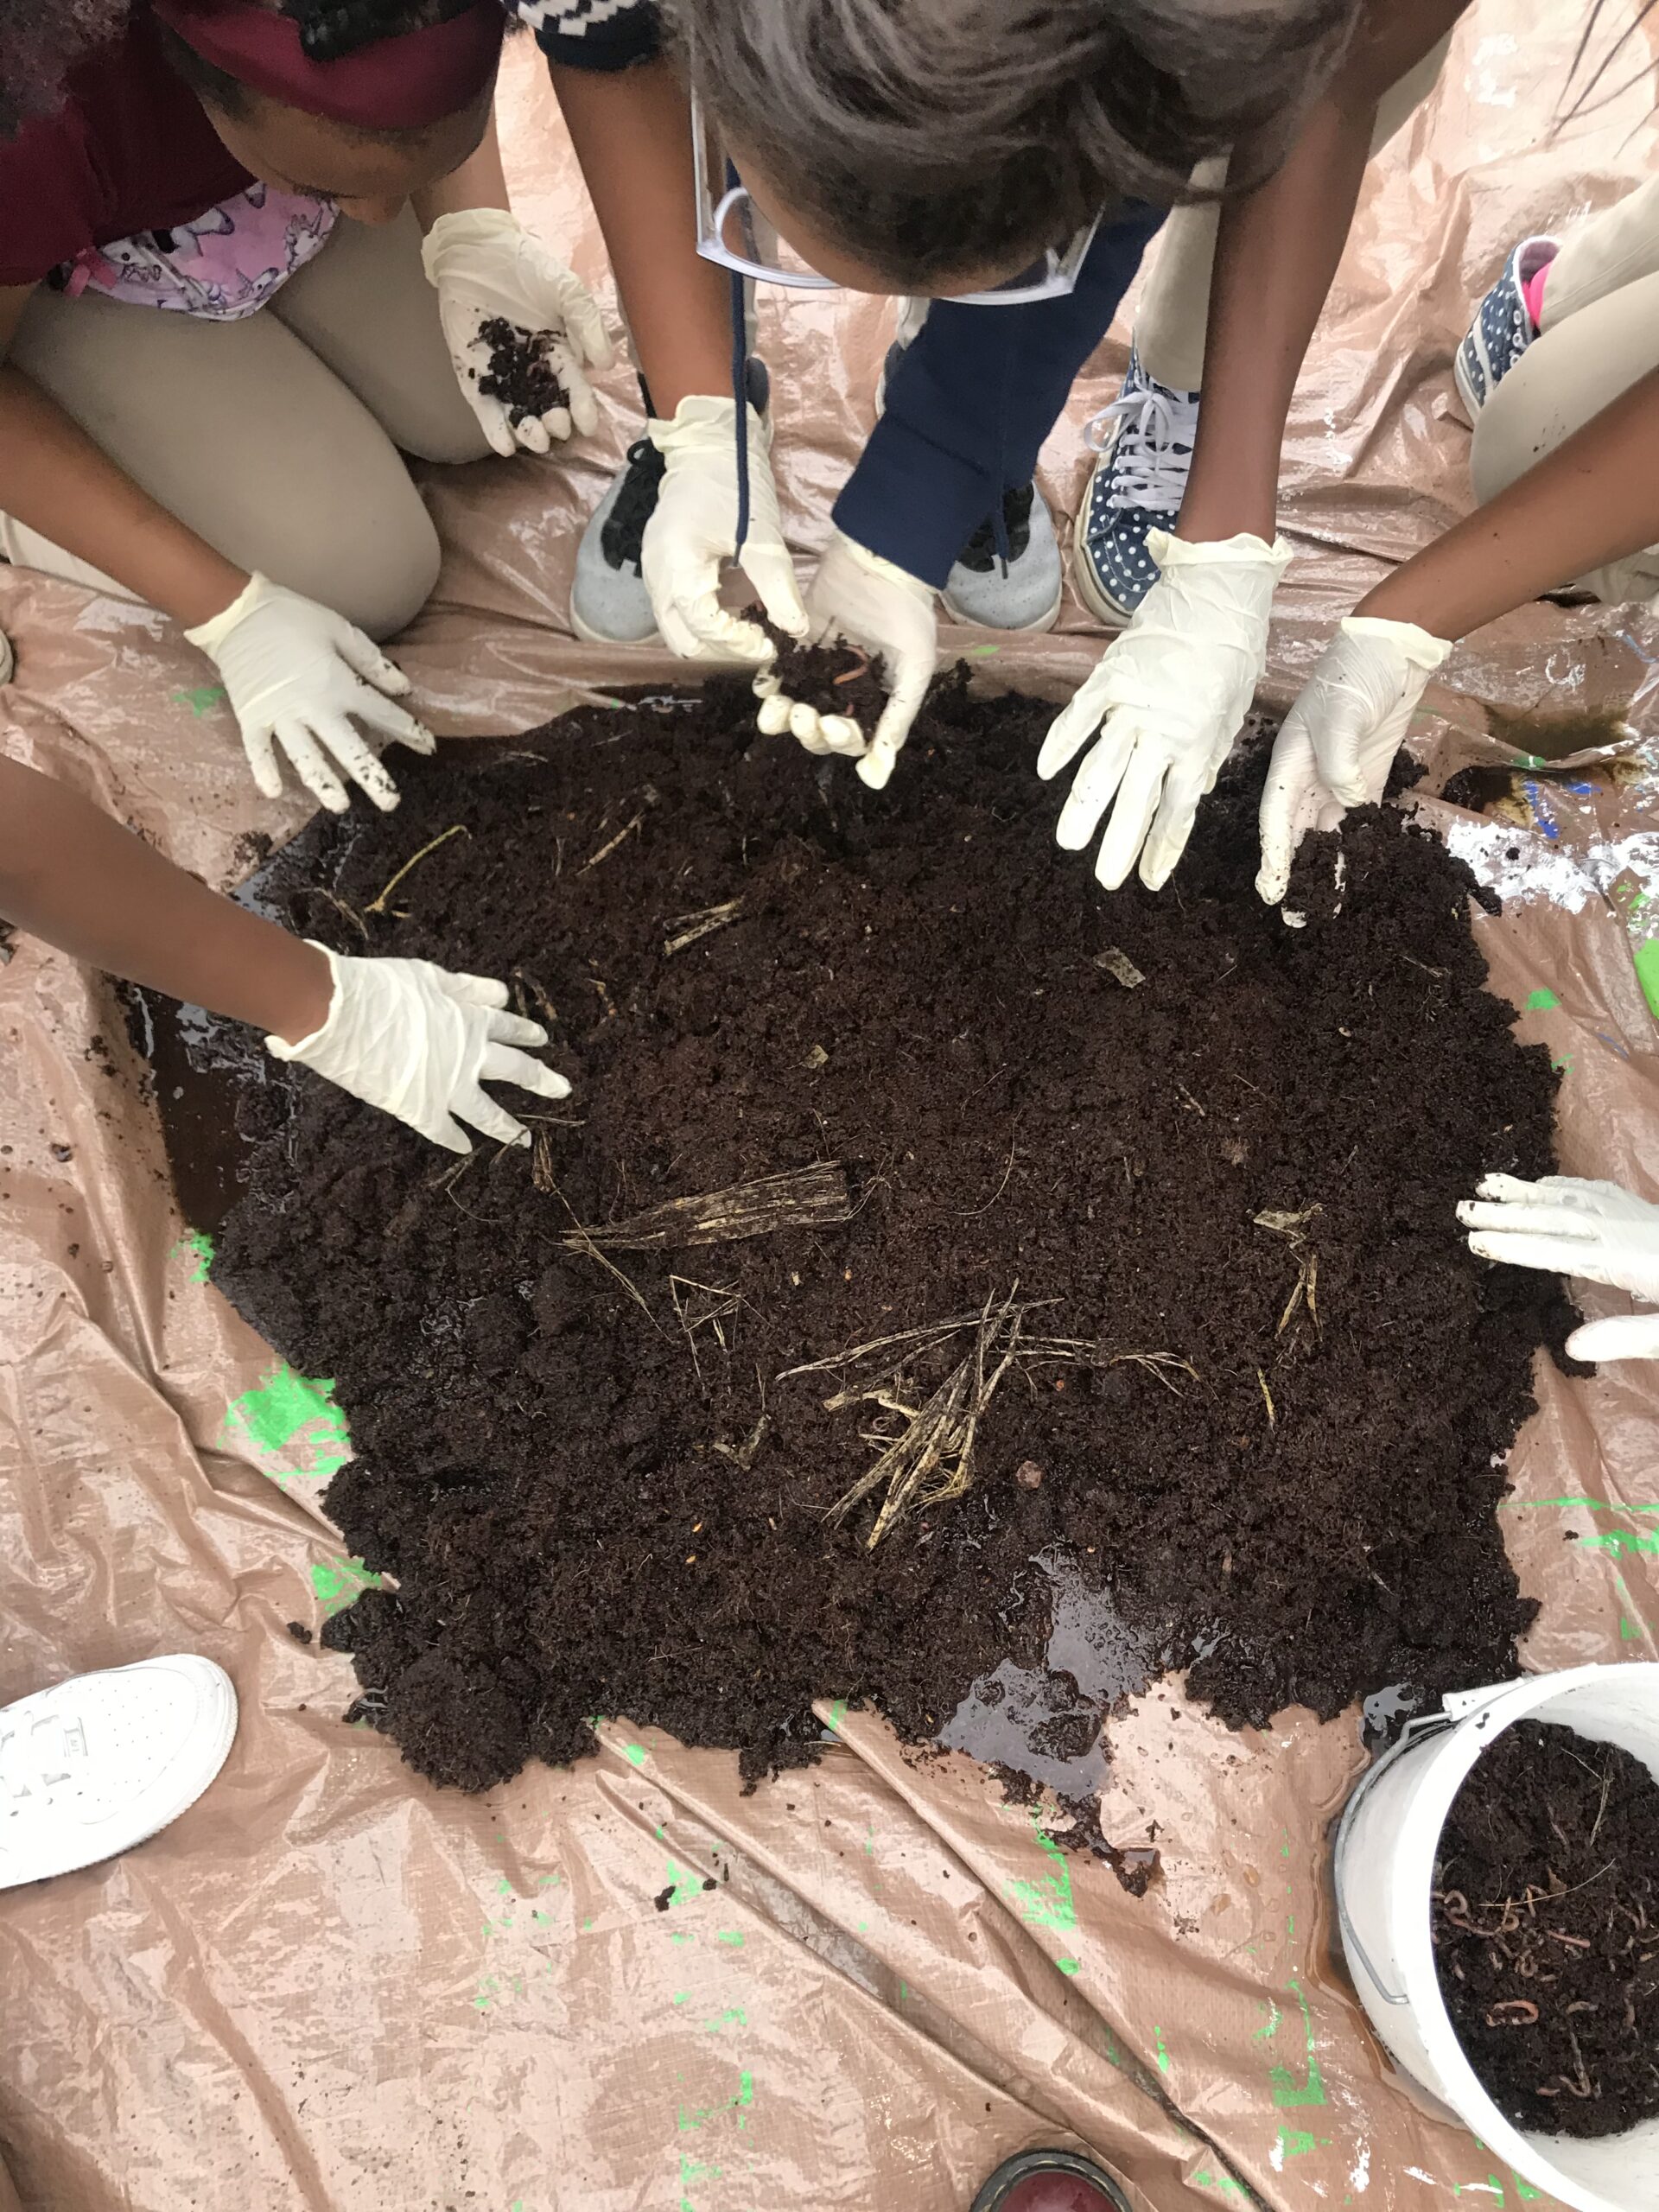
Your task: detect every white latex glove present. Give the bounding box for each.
[268,943,570,1154]
[1459,1174,1659,1363]
[1038,531,1292,892]
[1256,615,1452,904]
[642,397,809,662]
[185,575,434,815]
[753,531,937,790]
[421,208,613,456]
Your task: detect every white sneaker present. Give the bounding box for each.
[0,1656,237,1887]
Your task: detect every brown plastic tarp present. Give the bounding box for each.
[2,6,1658,2208]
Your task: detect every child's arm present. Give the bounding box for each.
[548,56,734,418]
[0,759,333,1039]
[1044,0,1471,896]
[0,760,569,1153]
[1179,0,1472,544]
[0,294,433,814]
[1357,365,1659,636]
[413,103,512,225]
[1256,365,1659,902]
[548,56,807,658]
[0,292,246,631]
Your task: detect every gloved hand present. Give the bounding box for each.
[267,943,570,1154]
[1038,531,1292,891]
[1256,615,1452,904]
[1459,1173,1659,1362]
[421,208,613,455]
[753,531,937,790]
[643,397,809,662]
[185,574,435,814]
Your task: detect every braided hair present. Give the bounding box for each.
[155,0,509,128]
[279,0,480,63]
[0,1,130,140]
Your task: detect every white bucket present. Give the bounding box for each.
[1334,1662,1659,2212]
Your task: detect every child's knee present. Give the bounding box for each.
[337,515,443,641]
[389,399,495,469]
[295,486,443,641]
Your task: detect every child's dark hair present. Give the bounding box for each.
[668,0,1361,287]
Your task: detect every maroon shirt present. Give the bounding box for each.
[0,11,252,289]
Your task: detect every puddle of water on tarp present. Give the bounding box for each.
[940,1547,1160,1804]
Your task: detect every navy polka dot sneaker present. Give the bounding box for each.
[1073,345,1199,627]
[1454,235,1558,420]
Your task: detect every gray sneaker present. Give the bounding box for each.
[880,305,1062,633]
[569,434,666,646]
[942,484,1063,632]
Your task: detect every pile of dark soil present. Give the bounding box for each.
[1433,1719,1659,2137]
[209,672,1577,1793]
[476,316,568,427]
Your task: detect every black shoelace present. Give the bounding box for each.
[956,483,1035,575]
[601,435,669,573]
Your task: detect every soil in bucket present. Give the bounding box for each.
[202,671,1581,1796]
[1433,1719,1659,2139]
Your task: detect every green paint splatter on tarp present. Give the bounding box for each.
[1582,1529,1659,1556]
[963,643,1001,657]
[715,1929,744,1947]
[223,1363,352,1482]
[1003,1812,1077,1934]
[172,1228,214,1283]
[659,1859,704,1910]
[1153,2026,1171,2074]
[1277,2126,1324,2160]
[623,1742,647,1767]
[174,683,227,717]
[1057,1957,1080,1976]
[823,1698,848,1732]
[1613,1570,1649,1644]
[310,1554,383,1615]
[680,2147,724,2208]
[1505,1495,1659,1515]
[1192,2172,1248,2198]
[1269,1977,1326,2108]
[1525,988,1560,1012]
[1634,935,1659,1025]
[677,2070,754,2134]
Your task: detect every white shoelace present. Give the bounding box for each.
[1086,383,1199,513]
